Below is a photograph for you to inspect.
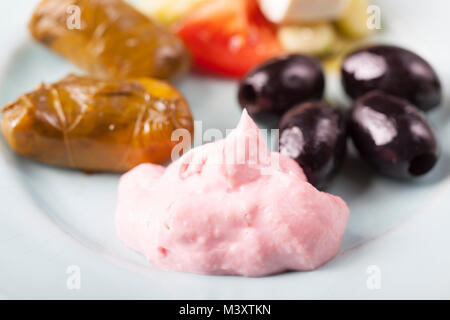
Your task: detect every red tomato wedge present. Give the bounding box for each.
[175,0,282,77]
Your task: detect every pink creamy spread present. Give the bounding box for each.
[115,110,349,276]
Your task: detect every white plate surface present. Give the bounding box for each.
[0,0,450,299]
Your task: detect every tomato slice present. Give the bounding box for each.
[175,0,282,77]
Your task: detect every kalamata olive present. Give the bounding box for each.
[238,54,325,117]
[279,101,347,188]
[342,45,442,111]
[348,91,439,178]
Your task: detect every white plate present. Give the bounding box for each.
[1,0,450,299]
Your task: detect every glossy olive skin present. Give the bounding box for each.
[238,54,325,117]
[279,101,347,188]
[342,45,442,111]
[348,91,439,179]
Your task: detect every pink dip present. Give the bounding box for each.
[115,110,349,276]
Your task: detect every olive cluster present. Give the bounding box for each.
[238,45,442,188]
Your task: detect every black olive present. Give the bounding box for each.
[348,91,439,178]
[279,101,347,188]
[238,54,325,117]
[342,45,442,112]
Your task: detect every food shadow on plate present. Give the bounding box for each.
[326,143,375,201]
[403,87,450,184]
[335,135,450,191]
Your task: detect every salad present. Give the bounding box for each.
[131,0,375,76]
